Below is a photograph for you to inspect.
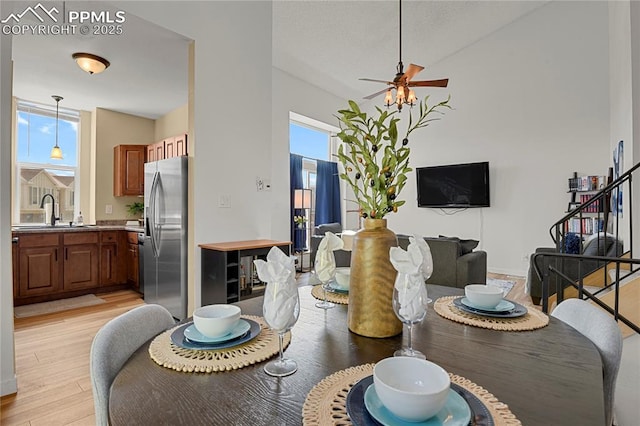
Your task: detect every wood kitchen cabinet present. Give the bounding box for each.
[17,233,61,298]
[13,229,135,305]
[126,231,140,292]
[146,141,165,163]
[63,232,99,291]
[100,231,126,287]
[146,133,188,162]
[114,145,146,196]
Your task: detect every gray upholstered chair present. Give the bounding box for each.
[90,304,175,426]
[551,299,623,426]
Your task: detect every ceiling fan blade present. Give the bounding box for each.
[409,78,449,88]
[359,78,394,84]
[363,87,392,100]
[404,64,425,82]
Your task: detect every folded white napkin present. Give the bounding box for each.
[389,242,429,322]
[409,235,434,281]
[314,232,344,283]
[254,247,299,331]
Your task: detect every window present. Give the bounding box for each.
[14,99,80,224]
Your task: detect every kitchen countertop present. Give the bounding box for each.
[12,225,144,234]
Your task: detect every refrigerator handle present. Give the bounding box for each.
[149,171,160,258]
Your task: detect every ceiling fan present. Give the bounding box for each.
[360,0,449,111]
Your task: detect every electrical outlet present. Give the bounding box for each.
[105,204,113,214]
[256,177,264,191]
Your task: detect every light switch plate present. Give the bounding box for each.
[105,204,113,214]
[218,195,231,208]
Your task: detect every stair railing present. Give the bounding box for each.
[534,160,640,333]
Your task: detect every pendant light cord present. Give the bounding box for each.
[398,0,402,65]
[55,99,59,148]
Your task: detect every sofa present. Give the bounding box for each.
[310,222,487,289]
[526,233,623,304]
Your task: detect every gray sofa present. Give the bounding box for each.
[310,223,487,289]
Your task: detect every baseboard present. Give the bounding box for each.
[1,375,17,396]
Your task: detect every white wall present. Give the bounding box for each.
[272,68,345,240]
[384,1,611,276]
[1,32,17,396]
[111,1,274,310]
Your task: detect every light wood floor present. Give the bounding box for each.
[0,290,144,426]
[0,274,528,426]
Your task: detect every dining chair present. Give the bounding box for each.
[90,304,175,426]
[551,298,623,426]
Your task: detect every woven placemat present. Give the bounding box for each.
[434,296,548,331]
[148,315,290,373]
[301,363,521,425]
[311,285,349,305]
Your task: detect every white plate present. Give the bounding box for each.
[460,297,515,313]
[184,319,251,343]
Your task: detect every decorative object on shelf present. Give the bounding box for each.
[359,0,449,111]
[126,201,144,218]
[293,215,308,229]
[254,246,300,377]
[336,97,449,339]
[72,52,110,74]
[50,95,64,159]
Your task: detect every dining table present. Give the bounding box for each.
[109,284,605,425]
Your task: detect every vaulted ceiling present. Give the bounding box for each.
[8,1,547,118]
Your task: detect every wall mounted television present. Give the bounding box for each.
[416,161,490,208]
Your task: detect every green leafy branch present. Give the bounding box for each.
[335,95,451,219]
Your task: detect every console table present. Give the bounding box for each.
[200,239,291,304]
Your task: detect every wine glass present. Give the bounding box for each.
[262,289,300,377]
[314,262,336,310]
[392,284,429,359]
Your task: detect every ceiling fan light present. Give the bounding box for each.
[396,85,405,103]
[384,90,394,106]
[407,89,417,105]
[72,52,110,75]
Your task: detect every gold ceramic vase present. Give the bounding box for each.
[347,218,402,338]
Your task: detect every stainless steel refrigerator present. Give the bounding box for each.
[143,156,188,320]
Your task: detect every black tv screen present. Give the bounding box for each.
[416,162,490,208]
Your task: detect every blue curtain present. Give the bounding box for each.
[315,159,341,226]
[290,154,305,251]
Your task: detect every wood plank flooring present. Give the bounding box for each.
[1,274,529,425]
[1,290,144,426]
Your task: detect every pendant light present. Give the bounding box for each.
[50,95,63,160]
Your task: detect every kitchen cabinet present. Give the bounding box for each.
[63,232,99,291]
[17,233,61,298]
[100,231,125,287]
[126,231,140,292]
[146,140,165,163]
[114,145,146,196]
[13,229,132,305]
[146,133,188,163]
[164,133,188,158]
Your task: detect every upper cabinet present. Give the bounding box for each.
[114,145,146,196]
[146,133,188,163]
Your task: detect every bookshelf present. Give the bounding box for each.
[565,172,608,238]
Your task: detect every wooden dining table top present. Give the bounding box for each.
[109,285,605,425]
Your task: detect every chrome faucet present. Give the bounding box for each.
[40,193,59,226]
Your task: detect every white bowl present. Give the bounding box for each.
[373,357,450,422]
[464,284,503,309]
[334,267,351,290]
[193,304,241,338]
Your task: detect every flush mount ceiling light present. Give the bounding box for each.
[72,52,110,74]
[50,95,63,160]
[359,0,449,111]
